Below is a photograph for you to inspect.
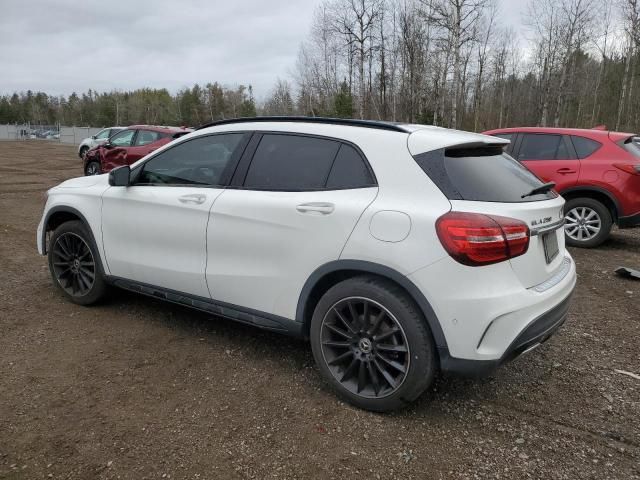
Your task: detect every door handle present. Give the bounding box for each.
[556,168,576,174]
[296,202,335,215]
[178,194,207,205]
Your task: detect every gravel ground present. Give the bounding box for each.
[0,141,639,480]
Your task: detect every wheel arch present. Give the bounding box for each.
[296,260,448,352]
[560,186,620,222]
[42,206,94,255]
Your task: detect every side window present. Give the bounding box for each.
[108,128,123,138]
[518,134,568,160]
[244,134,340,190]
[134,130,162,146]
[571,136,602,158]
[95,129,110,140]
[326,144,375,189]
[137,134,244,186]
[110,129,136,147]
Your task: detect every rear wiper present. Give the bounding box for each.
[521,182,556,199]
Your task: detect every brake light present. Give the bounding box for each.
[436,211,530,266]
[613,163,640,175]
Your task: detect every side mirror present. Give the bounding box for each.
[109,165,130,187]
[103,142,113,149]
[91,135,97,139]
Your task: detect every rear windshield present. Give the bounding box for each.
[622,136,640,158]
[413,146,556,203]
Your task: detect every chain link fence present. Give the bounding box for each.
[0,124,103,145]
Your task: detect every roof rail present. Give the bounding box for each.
[196,116,410,133]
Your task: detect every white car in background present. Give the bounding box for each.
[38,117,576,411]
[77,127,125,158]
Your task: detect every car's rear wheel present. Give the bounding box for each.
[310,276,436,412]
[48,220,108,305]
[85,161,101,176]
[564,197,612,248]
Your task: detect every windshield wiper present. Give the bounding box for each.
[521,182,556,199]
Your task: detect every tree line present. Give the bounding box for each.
[0,84,256,128]
[2,0,640,133]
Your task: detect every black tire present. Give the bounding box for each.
[564,197,612,248]
[85,161,101,176]
[79,146,89,159]
[47,220,109,305]
[310,276,437,412]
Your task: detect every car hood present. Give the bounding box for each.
[52,174,109,190]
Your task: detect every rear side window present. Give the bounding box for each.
[134,130,162,146]
[326,144,375,189]
[244,134,340,190]
[570,136,601,158]
[413,147,556,203]
[518,134,569,160]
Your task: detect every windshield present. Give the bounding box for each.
[413,146,557,203]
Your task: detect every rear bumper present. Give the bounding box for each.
[439,291,573,377]
[618,211,640,229]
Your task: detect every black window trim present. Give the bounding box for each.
[129,131,252,188]
[228,130,378,192]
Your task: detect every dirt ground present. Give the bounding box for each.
[0,140,638,480]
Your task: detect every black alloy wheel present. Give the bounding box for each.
[319,297,410,398]
[51,232,96,297]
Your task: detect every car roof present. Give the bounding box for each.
[194,117,506,154]
[128,125,192,133]
[484,126,636,143]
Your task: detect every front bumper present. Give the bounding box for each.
[618,211,640,229]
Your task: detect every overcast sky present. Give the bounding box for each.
[0,0,527,101]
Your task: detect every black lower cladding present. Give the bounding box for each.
[107,276,304,336]
[618,211,640,229]
[440,291,574,377]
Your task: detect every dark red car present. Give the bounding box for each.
[483,127,640,247]
[83,125,191,176]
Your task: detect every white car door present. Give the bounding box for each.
[206,133,378,320]
[101,133,249,298]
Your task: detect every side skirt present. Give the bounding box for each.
[106,276,304,337]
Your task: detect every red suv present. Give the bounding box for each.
[483,127,640,247]
[83,125,191,176]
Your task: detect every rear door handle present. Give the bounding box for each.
[296,202,335,215]
[556,168,576,174]
[178,193,207,205]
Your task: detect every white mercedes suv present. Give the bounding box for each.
[37,117,576,411]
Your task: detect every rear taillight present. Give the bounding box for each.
[613,163,640,175]
[436,211,530,266]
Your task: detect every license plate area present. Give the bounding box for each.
[541,231,559,264]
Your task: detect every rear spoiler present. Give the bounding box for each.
[172,131,191,139]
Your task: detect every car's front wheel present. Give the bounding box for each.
[48,220,109,305]
[85,161,101,176]
[310,276,436,412]
[564,197,612,248]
